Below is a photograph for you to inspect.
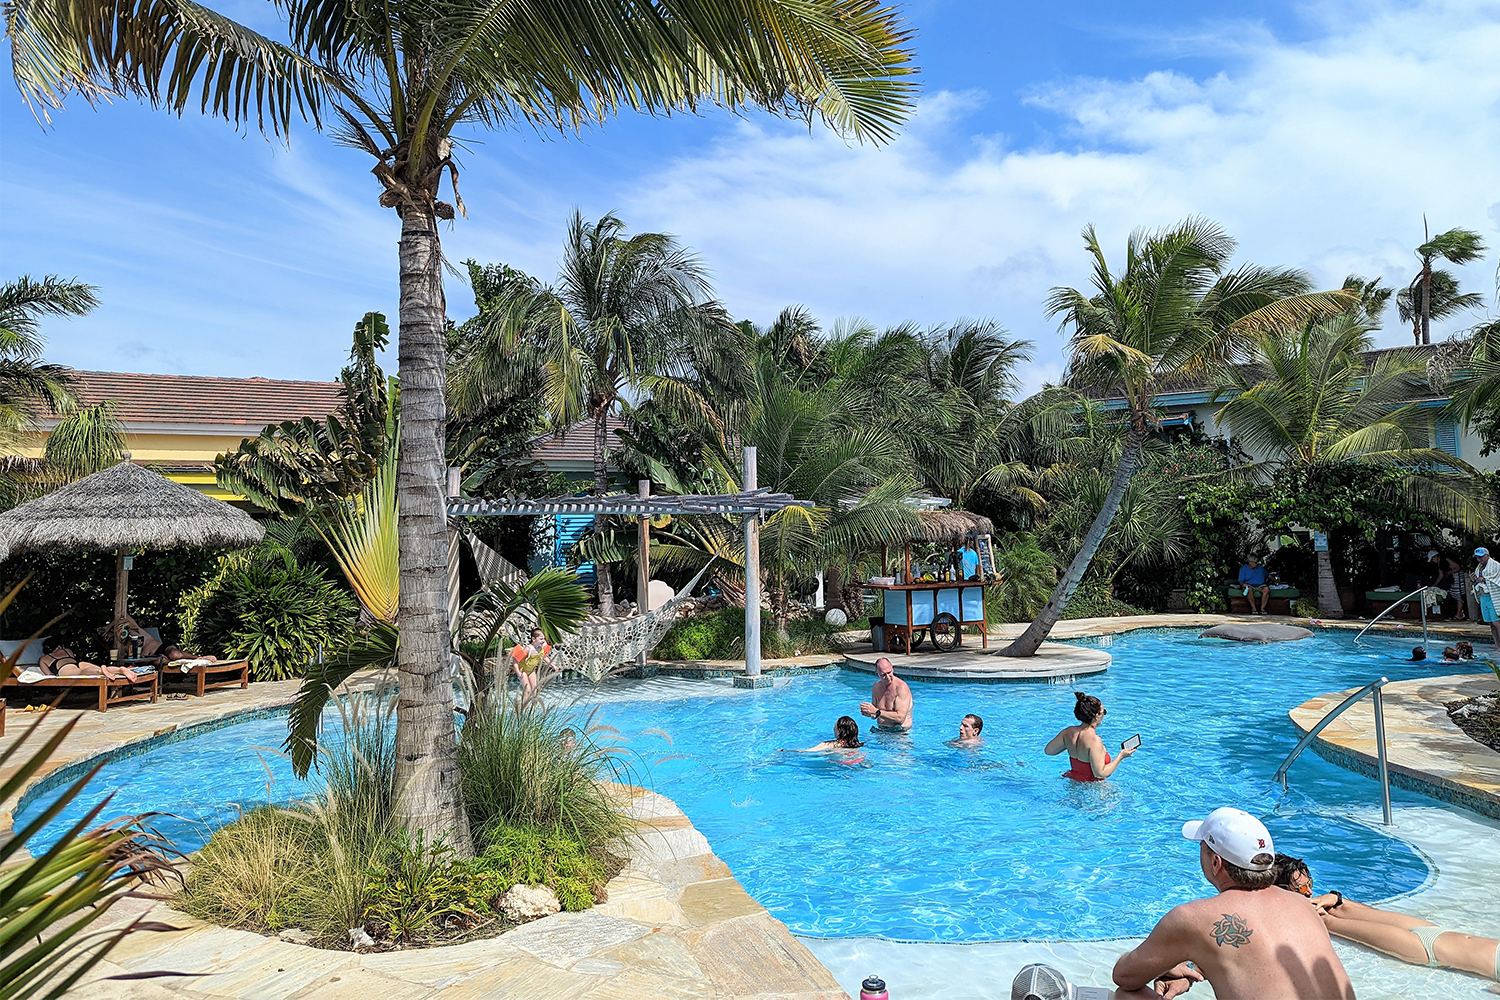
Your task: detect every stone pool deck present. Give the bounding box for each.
[844,641,1110,681]
[1289,672,1500,819]
[65,786,847,1000]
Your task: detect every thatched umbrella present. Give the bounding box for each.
[0,460,263,632]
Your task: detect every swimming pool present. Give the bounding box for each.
[10,628,1479,947]
[578,629,1461,942]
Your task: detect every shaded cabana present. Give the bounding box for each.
[0,460,264,640]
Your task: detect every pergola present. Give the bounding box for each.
[448,448,812,681]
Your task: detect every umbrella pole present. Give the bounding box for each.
[114,550,129,635]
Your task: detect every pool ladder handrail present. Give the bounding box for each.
[1274,676,1392,826]
[1351,587,1432,647]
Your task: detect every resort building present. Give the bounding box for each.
[23,371,343,500]
[525,413,629,580]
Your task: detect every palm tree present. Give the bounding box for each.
[0,275,88,447]
[1399,225,1487,345]
[1213,313,1491,614]
[8,1,915,849]
[1000,218,1351,657]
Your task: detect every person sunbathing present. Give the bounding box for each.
[38,646,153,682]
[112,614,218,664]
[1273,853,1500,982]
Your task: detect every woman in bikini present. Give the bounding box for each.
[38,646,151,682]
[1043,691,1136,781]
[1273,854,1499,982]
[784,716,865,752]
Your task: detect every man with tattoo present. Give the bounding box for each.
[1113,807,1355,999]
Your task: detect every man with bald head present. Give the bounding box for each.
[859,656,913,731]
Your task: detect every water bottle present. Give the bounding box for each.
[859,975,888,1000]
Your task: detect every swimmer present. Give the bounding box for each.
[783,715,865,752]
[509,627,553,699]
[1408,646,1427,661]
[1044,691,1134,781]
[859,657,913,730]
[1442,646,1461,662]
[1457,640,1475,659]
[950,713,984,745]
[1272,854,1500,983]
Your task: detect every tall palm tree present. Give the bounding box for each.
[0,275,88,446]
[1000,218,1351,657]
[8,0,915,849]
[1399,225,1487,345]
[1213,313,1491,614]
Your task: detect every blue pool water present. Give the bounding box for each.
[583,629,1449,941]
[15,628,1461,944]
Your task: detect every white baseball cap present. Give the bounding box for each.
[1182,807,1275,871]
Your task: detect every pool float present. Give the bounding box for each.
[1199,622,1313,643]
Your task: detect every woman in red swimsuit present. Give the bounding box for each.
[1044,691,1136,781]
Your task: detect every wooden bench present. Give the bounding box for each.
[160,658,250,697]
[1,671,159,712]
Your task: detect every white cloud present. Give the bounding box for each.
[620,0,1500,395]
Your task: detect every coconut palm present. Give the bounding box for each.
[8,0,915,851]
[1000,218,1351,657]
[1398,225,1486,346]
[0,275,88,446]
[1213,313,1492,615]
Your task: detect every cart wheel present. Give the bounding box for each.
[910,628,925,651]
[930,613,961,652]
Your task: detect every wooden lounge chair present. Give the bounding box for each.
[1,671,159,712]
[160,658,250,697]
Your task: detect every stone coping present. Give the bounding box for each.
[843,641,1110,681]
[66,785,849,1000]
[1288,672,1500,819]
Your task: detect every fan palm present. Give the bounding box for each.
[1399,225,1486,346]
[1213,313,1491,615]
[6,0,916,847]
[1000,217,1352,657]
[0,275,88,447]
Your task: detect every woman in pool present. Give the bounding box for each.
[1273,854,1499,982]
[1044,691,1135,781]
[785,716,864,752]
[1457,640,1475,659]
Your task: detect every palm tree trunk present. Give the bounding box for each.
[593,408,614,616]
[1000,430,1146,657]
[393,207,472,856]
[1315,546,1343,618]
[1420,262,1432,347]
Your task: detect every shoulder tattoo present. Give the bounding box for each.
[1210,913,1253,948]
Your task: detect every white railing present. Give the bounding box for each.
[1352,588,1432,647]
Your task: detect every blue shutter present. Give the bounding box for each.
[554,514,597,585]
[1434,419,1459,458]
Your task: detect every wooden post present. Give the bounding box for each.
[743,447,761,678]
[113,550,129,632]
[637,480,650,667]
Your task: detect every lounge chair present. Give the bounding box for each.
[1,670,159,712]
[127,626,249,697]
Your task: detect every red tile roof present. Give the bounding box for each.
[529,413,628,466]
[71,371,344,427]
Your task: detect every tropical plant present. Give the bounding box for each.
[986,534,1054,622]
[0,580,180,1000]
[0,401,127,509]
[1212,312,1492,614]
[9,0,915,852]
[1000,217,1351,656]
[317,449,399,623]
[214,313,393,515]
[1398,224,1487,346]
[0,275,86,446]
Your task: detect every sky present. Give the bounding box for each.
[3,0,1499,395]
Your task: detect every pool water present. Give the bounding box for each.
[580,629,1454,941]
[12,628,1470,947]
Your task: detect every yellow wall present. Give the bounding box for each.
[21,429,254,501]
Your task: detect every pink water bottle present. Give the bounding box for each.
[860,975,889,1000]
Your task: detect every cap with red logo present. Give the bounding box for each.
[1182,807,1275,871]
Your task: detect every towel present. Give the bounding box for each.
[15,668,47,683]
[174,658,215,671]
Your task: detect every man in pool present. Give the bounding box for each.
[859,657,913,731]
[1112,807,1354,1000]
[952,713,983,744]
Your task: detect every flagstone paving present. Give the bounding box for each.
[64,786,849,1000]
[1289,671,1500,819]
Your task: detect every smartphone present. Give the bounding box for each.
[1121,734,1142,752]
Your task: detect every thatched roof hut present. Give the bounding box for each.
[0,461,263,553]
[910,510,994,542]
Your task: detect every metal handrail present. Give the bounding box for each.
[1275,676,1392,825]
[1352,587,1431,647]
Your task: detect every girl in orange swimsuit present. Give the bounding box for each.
[1044,691,1136,781]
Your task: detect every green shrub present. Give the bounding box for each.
[1292,597,1319,618]
[1061,580,1143,619]
[988,535,1055,622]
[181,558,358,681]
[654,606,846,660]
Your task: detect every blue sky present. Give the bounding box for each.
[3,0,1499,393]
